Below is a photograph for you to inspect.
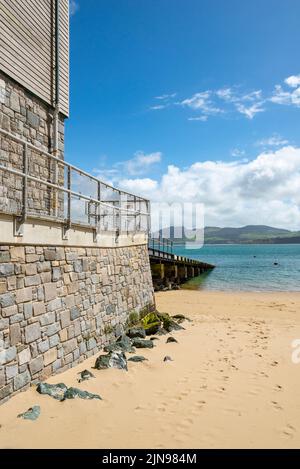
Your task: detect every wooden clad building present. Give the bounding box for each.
[0,0,69,117]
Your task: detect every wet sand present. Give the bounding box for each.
[0,290,300,449]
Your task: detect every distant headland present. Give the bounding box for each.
[154,225,300,245]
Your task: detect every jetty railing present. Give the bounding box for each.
[0,128,150,237]
[149,237,173,254]
[148,237,174,260]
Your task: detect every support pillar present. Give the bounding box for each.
[151,263,165,280]
[187,265,195,278]
[178,265,188,282]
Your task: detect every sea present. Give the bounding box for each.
[173,244,300,292]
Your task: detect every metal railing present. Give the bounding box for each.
[148,237,174,260]
[0,128,150,236]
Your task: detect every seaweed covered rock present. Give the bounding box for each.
[141,312,161,335]
[36,382,101,401]
[166,336,178,343]
[157,312,184,332]
[128,355,148,363]
[17,405,41,421]
[172,314,191,323]
[78,369,95,383]
[104,335,135,353]
[36,382,67,401]
[127,327,146,339]
[63,387,101,400]
[164,355,173,362]
[94,350,128,371]
[156,328,168,336]
[116,334,135,351]
[131,338,154,349]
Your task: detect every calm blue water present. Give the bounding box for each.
[173,244,300,292]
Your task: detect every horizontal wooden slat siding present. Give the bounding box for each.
[59,0,69,114]
[0,0,69,117]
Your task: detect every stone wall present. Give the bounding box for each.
[0,71,65,218]
[0,243,155,403]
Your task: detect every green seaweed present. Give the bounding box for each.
[141,312,161,335]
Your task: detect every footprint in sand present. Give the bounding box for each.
[282,424,296,439]
[271,400,283,411]
[194,400,206,410]
[177,418,194,430]
[134,405,148,411]
[157,406,167,412]
[274,384,283,392]
[271,361,279,367]
[112,382,121,388]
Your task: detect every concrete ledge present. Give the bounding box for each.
[0,214,148,248]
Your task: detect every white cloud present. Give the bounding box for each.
[216,88,234,101]
[188,116,208,122]
[118,178,158,195]
[178,91,223,121]
[94,151,162,182]
[216,88,263,105]
[235,101,265,119]
[69,0,79,16]
[256,134,289,147]
[155,93,177,100]
[240,90,262,101]
[150,74,300,120]
[179,91,222,116]
[270,74,300,108]
[156,87,266,121]
[271,84,300,107]
[150,104,168,110]
[231,148,245,158]
[115,146,300,231]
[285,75,300,88]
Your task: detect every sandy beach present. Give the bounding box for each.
[0,289,300,449]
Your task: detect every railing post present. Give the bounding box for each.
[137,197,141,231]
[118,189,122,235]
[63,165,71,240]
[97,180,101,233]
[22,142,28,222]
[67,166,71,227]
[147,200,151,237]
[134,195,137,234]
[52,158,59,218]
[14,142,28,237]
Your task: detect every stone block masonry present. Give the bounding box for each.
[0,71,65,218]
[0,244,155,403]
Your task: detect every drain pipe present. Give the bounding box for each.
[52,0,60,216]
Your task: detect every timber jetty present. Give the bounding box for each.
[148,238,215,290]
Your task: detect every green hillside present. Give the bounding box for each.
[154,225,300,244]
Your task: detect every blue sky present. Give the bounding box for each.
[66,0,300,229]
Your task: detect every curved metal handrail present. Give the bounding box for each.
[0,128,150,234]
